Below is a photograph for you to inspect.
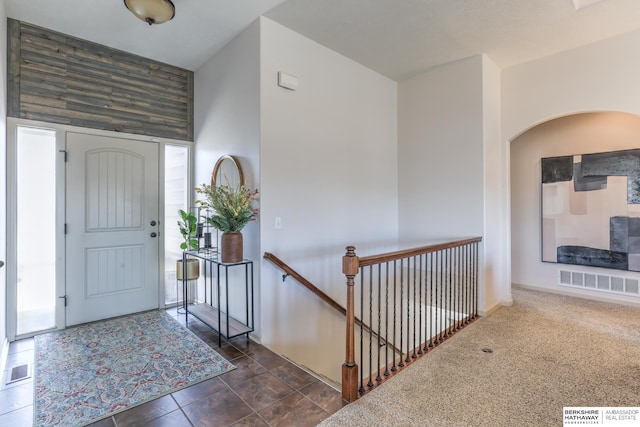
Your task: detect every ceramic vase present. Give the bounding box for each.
[221,232,243,263]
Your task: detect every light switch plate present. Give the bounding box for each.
[278,72,298,91]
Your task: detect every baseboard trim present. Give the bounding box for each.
[248,332,262,344]
[512,283,640,308]
[479,300,505,317]
[0,337,8,374]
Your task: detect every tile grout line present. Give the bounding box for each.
[216,349,316,425]
[225,339,340,417]
[222,364,330,423]
[168,394,195,427]
[221,378,278,426]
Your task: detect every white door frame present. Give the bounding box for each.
[6,117,193,340]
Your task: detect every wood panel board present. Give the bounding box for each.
[8,19,194,141]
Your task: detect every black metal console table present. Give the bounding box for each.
[182,250,254,346]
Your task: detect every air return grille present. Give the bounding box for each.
[5,364,31,384]
[560,270,640,296]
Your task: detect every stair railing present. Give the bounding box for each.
[342,237,482,402]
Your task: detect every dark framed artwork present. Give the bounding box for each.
[541,148,640,272]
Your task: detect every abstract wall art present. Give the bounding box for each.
[541,148,640,272]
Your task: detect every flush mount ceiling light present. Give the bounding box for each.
[124,0,175,26]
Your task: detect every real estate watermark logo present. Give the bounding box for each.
[563,407,640,426]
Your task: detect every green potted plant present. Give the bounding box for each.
[196,183,258,263]
[176,209,200,280]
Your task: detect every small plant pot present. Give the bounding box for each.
[176,259,200,280]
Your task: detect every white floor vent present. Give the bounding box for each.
[5,363,31,385]
[559,270,640,297]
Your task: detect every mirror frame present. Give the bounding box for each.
[211,155,244,188]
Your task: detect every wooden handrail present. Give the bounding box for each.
[263,252,400,356]
[358,237,482,267]
[264,252,345,315]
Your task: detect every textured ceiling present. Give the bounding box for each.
[4,0,287,71]
[5,0,640,80]
[265,0,640,80]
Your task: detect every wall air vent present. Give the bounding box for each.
[559,269,640,297]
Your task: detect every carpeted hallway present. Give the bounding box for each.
[320,286,640,427]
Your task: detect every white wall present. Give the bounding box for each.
[398,55,506,313]
[503,29,640,140]
[259,17,398,384]
[511,112,640,305]
[0,0,9,364]
[398,56,484,243]
[194,20,262,333]
[482,56,506,310]
[503,29,640,304]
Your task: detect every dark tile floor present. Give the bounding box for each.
[0,308,346,426]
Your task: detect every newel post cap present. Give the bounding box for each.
[342,246,359,276]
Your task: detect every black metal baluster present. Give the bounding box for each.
[464,244,468,324]
[384,262,390,377]
[464,245,473,323]
[411,255,417,359]
[376,264,382,382]
[468,243,471,321]
[368,266,374,388]
[439,249,444,342]
[405,256,411,363]
[426,252,432,350]
[457,247,464,329]
[474,242,479,319]
[398,258,405,367]
[451,246,456,332]
[418,254,423,355]
[429,252,434,349]
[434,251,439,344]
[443,249,447,340]
[391,260,397,372]
[447,247,452,336]
[464,245,472,323]
[359,271,365,394]
[468,244,472,320]
[455,245,460,331]
[443,248,448,337]
[440,250,449,341]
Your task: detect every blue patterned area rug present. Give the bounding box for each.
[34,310,234,426]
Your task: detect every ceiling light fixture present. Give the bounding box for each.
[124,0,175,26]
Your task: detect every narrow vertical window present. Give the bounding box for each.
[16,127,57,335]
[164,144,190,306]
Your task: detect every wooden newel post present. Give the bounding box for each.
[342,245,359,402]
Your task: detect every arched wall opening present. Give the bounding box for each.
[510,111,640,306]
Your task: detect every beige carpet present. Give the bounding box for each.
[319,286,640,426]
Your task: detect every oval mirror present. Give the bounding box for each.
[211,155,244,188]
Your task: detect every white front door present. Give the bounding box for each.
[65,132,159,326]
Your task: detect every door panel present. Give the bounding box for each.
[86,245,144,296]
[66,133,159,326]
[85,149,144,230]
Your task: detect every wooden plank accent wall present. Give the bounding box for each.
[7,19,194,141]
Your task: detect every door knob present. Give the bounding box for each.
[0,260,4,268]
[150,220,157,226]
[150,232,158,238]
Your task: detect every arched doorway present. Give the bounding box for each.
[510,111,640,303]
